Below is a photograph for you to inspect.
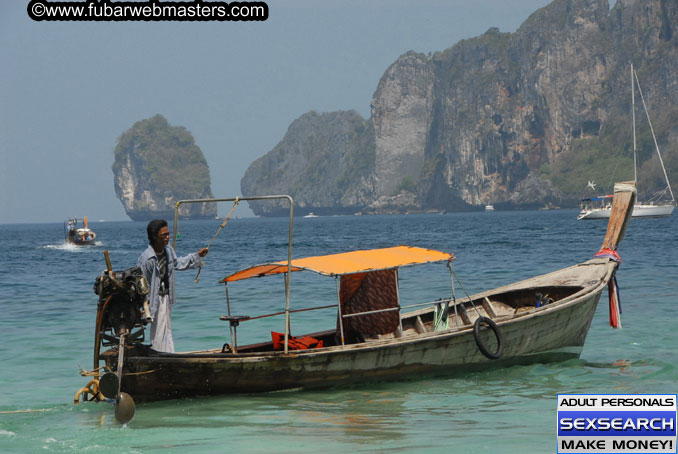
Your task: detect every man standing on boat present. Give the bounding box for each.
[137,219,208,353]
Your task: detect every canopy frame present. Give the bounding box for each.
[172,198,457,352]
[173,195,296,353]
[223,260,461,348]
[222,246,455,347]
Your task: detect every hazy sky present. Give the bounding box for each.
[0,0,553,223]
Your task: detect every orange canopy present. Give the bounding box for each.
[222,245,453,282]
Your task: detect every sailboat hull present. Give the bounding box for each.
[578,203,674,220]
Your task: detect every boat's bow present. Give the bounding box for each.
[599,181,636,251]
[596,181,636,328]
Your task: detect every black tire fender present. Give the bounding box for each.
[473,316,504,360]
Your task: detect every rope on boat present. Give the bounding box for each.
[608,274,622,329]
[119,369,157,376]
[0,408,53,415]
[446,263,482,318]
[447,260,504,358]
[74,366,156,405]
[194,197,240,284]
[594,248,621,264]
[79,365,113,377]
[79,364,156,378]
[74,379,104,404]
[446,260,459,328]
[93,294,115,371]
[594,248,623,329]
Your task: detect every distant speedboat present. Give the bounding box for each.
[65,217,96,245]
[484,205,495,212]
[303,212,318,218]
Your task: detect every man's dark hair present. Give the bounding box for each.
[147,219,168,243]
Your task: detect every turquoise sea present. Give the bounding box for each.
[1,210,676,453]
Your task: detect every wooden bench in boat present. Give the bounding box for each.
[361,287,573,342]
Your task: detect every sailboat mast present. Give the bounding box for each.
[633,67,677,205]
[631,64,637,185]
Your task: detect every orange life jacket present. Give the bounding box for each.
[271,331,323,350]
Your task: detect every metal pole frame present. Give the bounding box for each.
[335,277,345,346]
[394,269,403,335]
[225,282,234,349]
[172,195,294,354]
[447,260,459,328]
[631,63,637,185]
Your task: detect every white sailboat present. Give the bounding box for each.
[578,65,675,220]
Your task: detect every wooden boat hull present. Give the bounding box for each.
[107,259,614,402]
[66,228,96,245]
[89,183,634,407]
[68,238,96,246]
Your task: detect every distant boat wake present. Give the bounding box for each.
[44,241,103,251]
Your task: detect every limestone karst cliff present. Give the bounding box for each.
[242,0,678,215]
[113,114,216,221]
[242,110,377,216]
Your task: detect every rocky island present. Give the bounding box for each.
[242,0,677,216]
[113,114,216,221]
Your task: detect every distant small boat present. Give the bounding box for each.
[540,203,560,211]
[303,212,318,218]
[65,217,96,245]
[484,205,495,211]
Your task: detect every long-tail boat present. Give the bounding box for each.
[76,183,636,423]
[65,216,96,245]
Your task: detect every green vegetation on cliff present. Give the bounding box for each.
[544,108,678,199]
[242,110,376,215]
[113,114,211,197]
[241,0,678,215]
[334,121,376,193]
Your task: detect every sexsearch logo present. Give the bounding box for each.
[557,394,677,453]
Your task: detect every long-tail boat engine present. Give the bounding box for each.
[94,266,151,346]
[88,265,151,424]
